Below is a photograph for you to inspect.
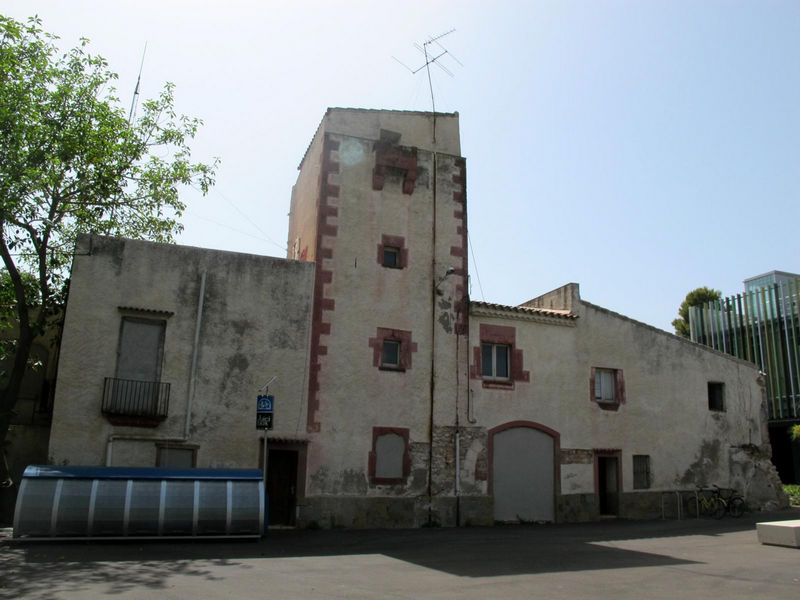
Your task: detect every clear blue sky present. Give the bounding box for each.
[6,1,799,332]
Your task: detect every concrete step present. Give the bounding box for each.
[756,519,800,548]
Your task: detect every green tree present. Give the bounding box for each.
[0,15,218,486]
[672,286,722,338]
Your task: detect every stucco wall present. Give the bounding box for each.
[49,235,315,469]
[287,109,469,527]
[322,108,460,156]
[467,291,785,520]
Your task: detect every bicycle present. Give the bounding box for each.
[687,485,745,519]
[715,484,746,518]
[693,486,726,519]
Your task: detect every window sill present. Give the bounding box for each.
[379,365,406,372]
[594,400,620,411]
[370,477,407,485]
[104,414,165,427]
[482,379,514,390]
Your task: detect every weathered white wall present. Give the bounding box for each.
[49,235,314,469]
[47,109,786,529]
[287,109,468,526]
[323,108,460,156]
[466,285,783,517]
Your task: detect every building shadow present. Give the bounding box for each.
[2,509,797,598]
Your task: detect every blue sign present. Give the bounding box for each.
[257,395,274,413]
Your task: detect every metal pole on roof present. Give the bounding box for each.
[392,29,461,146]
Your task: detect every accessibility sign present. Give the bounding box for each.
[256,395,274,430]
[257,395,274,413]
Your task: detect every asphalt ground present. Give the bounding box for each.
[1,509,798,600]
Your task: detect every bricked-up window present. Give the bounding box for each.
[369,328,417,371]
[708,382,725,412]
[368,427,410,484]
[156,444,197,468]
[377,235,407,269]
[481,343,509,380]
[633,455,651,489]
[590,367,625,410]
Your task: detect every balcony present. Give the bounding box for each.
[102,377,170,427]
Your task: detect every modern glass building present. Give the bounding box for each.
[689,270,800,483]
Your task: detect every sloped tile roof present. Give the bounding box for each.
[470,300,578,323]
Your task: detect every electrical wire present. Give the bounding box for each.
[467,230,485,301]
[189,185,288,253]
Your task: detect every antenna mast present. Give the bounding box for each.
[128,42,148,122]
[393,29,461,143]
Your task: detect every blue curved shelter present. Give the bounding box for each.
[13,465,265,539]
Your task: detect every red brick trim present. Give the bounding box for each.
[372,142,418,194]
[259,439,308,503]
[593,449,623,501]
[589,367,625,411]
[487,421,561,495]
[306,135,340,433]
[376,234,408,269]
[451,158,469,335]
[368,426,411,484]
[470,323,530,389]
[368,327,417,371]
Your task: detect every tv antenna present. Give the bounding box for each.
[393,29,462,143]
[128,42,147,123]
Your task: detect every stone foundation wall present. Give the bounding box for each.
[297,494,493,529]
[557,494,599,522]
[619,492,669,519]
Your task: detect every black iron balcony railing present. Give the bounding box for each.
[102,377,170,426]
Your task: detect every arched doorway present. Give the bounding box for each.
[490,421,559,523]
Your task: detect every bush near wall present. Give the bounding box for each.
[784,485,800,507]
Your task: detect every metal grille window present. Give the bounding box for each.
[633,455,651,489]
[481,343,510,380]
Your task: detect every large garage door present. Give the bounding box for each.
[492,425,554,523]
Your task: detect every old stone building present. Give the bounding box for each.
[47,108,786,527]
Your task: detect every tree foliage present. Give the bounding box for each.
[0,15,218,485]
[672,286,722,338]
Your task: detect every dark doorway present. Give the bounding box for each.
[597,455,620,516]
[266,449,298,526]
[768,423,800,484]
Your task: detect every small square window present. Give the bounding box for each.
[382,246,400,268]
[633,455,651,489]
[481,343,510,380]
[594,368,616,404]
[381,340,400,368]
[590,367,624,409]
[708,382,725,411]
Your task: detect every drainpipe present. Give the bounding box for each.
[105,271,207,465]
[185,271,207,439]
[454,302,461,526]
[427,153,437,525]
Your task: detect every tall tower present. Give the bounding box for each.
[287,108,468,526]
